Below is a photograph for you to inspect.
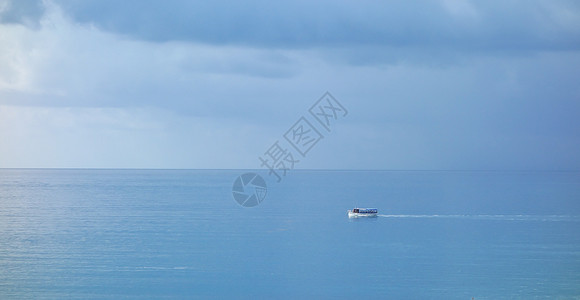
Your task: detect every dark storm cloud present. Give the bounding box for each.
[1,0,579,169]
[0,0,45,27]
[51,0,580,53]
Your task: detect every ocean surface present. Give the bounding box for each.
[1,169,579,299]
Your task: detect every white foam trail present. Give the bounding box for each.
[377,214,580,222]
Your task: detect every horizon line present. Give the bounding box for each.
[1,167,579,172]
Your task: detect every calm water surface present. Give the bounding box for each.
[0,169,579,299]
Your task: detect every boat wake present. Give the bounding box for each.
[377,214,580,222]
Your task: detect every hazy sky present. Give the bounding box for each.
[1,0,579,169]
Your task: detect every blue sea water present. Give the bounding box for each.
[0,169,579,299]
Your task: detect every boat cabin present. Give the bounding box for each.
[352,208,377,214]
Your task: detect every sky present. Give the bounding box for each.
[0,0,579,170]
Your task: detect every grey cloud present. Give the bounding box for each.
[0,0,44,27]
[52,0,580,53]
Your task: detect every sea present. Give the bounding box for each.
[0,169,579,299]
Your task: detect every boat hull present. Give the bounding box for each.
[348,210,378,218]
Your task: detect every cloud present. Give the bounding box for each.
[51,0,580,53]
[0,0,579,169]
[0,0,45,27]
[0,2,306,120]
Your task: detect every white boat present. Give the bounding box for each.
[347,208,378,218]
